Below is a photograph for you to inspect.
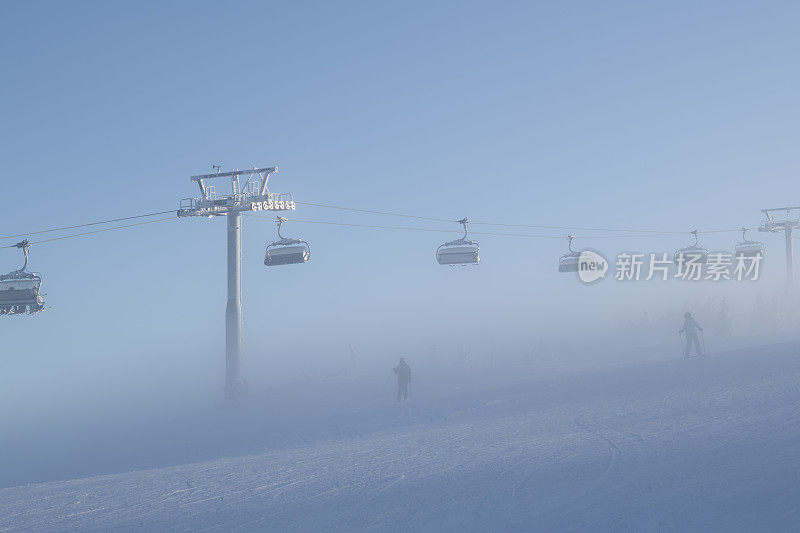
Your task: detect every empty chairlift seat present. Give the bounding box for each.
[0,239,45,315]
[673,245,709,264]
[673,230,709,265]
[436,218,480,266]
[735,228,764,258]
[264,217,310,267]
[558,235,580,273]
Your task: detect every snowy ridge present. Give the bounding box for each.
[3,343,800,531]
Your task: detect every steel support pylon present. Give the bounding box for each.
[786,225,794,287]
[177,165,294,400]
[225,211,245,399]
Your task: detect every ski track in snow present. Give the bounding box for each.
[3,344,800,531]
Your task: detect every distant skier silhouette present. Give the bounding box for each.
[679,312,704,357]
[393,358,411,402]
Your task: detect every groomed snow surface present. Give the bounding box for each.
[3,342,800,531]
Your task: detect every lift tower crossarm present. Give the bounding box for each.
[191,168,277,201]
[179,166,291,218]
[190,167,278,181]
[759,206,800,228]
[758,206,800,287]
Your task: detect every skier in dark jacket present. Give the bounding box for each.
[679,312,704,357]
[393,358,411,402]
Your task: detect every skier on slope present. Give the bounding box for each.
[679,312,704,357]
[393,358,411,402]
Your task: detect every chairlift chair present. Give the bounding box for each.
[673,230,709,265]
[0,239,45,315]
[735,227,764,258]
[558,235,581,272]
[437,218,480,265]
[264,217,310,266]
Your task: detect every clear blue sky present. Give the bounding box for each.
[2,1,799,408]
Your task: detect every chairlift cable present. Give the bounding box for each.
[248,214,488,235]
[247,214,740,240]
[1,217,177,248]
[0,210,175,241]
[294,200,750,236]
[294,201,455,223]
[0,200,758,250]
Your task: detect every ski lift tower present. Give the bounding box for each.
[178,166,296,400]
[759,206,800,287]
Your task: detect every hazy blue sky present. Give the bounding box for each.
[2,1,799,410]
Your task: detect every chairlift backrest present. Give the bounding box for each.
[735,241,764,257]
[265,244,310,266]
[437,244,480,265]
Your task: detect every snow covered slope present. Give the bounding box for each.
[3,343,800,531]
